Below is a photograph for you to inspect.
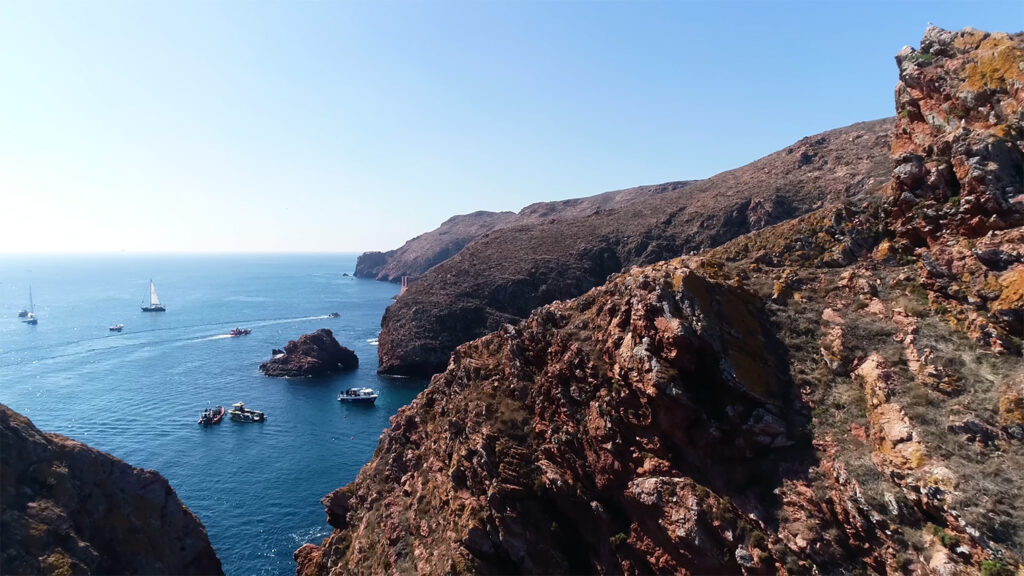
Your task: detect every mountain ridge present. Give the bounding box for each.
[298,26,1024,575]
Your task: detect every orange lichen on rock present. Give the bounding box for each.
[961,33,1024,94]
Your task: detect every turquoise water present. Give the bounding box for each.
[0,254,425,575]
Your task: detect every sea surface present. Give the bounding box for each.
[0,254,425,575]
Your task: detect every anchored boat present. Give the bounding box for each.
[229,402,266,423]
[198,405,225,425]
[338,387,378,404]
[141,279,165,312]
[21,286,37,325]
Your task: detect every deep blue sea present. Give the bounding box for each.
[0,254,426,575]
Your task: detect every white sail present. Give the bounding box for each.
[149,280,161,306]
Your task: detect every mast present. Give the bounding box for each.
[29,285,34,313]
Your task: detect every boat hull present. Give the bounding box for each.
[198,406,226,425]
[141,306,166,312]
[338,396,377,404]
[338,394,378,404]
[229,411,266,423]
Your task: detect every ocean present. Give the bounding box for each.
[0,254,426,575]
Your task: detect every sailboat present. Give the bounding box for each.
[22,286,37,325]
[141,279,166,312]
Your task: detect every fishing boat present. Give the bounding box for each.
[109,324,124,332]
[337,387,378,404]
[21,286,37,325]
[229,402,266,423]
[141,279,165,312]
[198,405,225,425]
[229,327,251,337]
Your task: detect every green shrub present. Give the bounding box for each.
[980,559,1012,576]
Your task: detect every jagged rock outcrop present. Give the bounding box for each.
[300,27,1024,576]
[379,119,893,377]
[260,329,358,377]
[0,404,223,575]
[355,182,694,283]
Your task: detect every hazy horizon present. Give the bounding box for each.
[2,1,1020,253]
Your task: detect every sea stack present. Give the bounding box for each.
[0,404,223,575]
[260,328,359,378]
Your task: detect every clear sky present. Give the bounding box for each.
[1,1,1020,253]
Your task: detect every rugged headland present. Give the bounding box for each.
[299,27,1023,575]
[260,328,359,378]
[377,117,892,377]
[354,181,693,283]
[0,404,223,575]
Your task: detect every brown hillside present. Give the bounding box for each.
[379,118,892,377]
[298,27,1023,576]
[354,181,693,282]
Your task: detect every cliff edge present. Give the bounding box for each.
[0,404,223,575]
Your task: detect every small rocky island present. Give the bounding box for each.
[259,328,359,378]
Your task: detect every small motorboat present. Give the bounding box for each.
[338,387,378,404]
[229,402,266,423]
[328,312,340,318]
[229,328,251,337]
[109,324,124,332]
[198,405,225,425]
[17,309,28,318]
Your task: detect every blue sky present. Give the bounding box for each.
[1,1,1020,253]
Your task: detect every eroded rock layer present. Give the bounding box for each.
[0,404,223,575]
[300,27,1024,576]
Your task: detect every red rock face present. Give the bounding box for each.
[0,404,223,575]
[886,26,1024,241]
[299,27,1024,576]
[885,27,1024,352]
[260,328,359,378]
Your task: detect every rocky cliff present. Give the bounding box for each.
[379,118,892,377]
[298,27,1023,575]
[354,211,517,282]
[354,182,693,283]
[0,404,223,575]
